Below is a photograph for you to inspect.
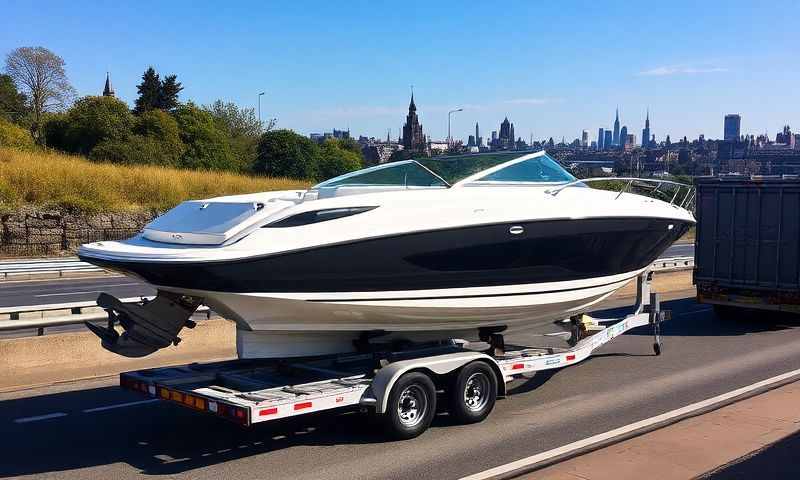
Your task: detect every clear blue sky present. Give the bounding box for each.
[3,0,798,143]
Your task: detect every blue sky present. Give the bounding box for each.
[3,0,798,143]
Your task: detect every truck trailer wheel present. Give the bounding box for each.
[448,361,497,424]
[382,371,437,440]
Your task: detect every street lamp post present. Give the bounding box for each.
[258,92,265,127]
[448,108,463,147]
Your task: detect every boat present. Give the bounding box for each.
[78,150,696,358]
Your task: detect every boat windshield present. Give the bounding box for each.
[313,160,449,189]
[312,151,575,191]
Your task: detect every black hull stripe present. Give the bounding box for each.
[305,275,636,302]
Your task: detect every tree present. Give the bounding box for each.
[134,67,160,114]
[173,103,236,170]
[158,74,183,111]
[0,74,28,122]
[4,47,76,139]
[318,139,362,181]
[134,67,183,113]
[255,130,320,179]
[62,96,134,154]
[0,117,34,149]
[134,109,185,164]
[203,100,273,171]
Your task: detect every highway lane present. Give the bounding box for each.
[2,290,799,480]
[0,242,696,309]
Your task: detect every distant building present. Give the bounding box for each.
[309,133,325,142]
[641,109,651,148]
[467,135,476,147]
[402,94,426,152]
[332,128,350,140]
[475,122,480,147]
[724,114,741,141]
[613,108,621,146]
[581,130,589,148]
[498,117,515,148]
[627,133,635,145]
[604,130,613,149]
[491,130,498,144]
[597,128,605,150]
[102,72,115,97]
[619,125,628,148]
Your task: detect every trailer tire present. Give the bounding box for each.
[449,361,497,424]
[382,371,437,440]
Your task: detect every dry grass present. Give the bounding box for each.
[0,147,310,213]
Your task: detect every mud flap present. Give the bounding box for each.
[85,291,202,358]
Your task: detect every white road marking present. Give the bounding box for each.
[82,399,160,413]
[13,412,68,423]
[460,367,800,480]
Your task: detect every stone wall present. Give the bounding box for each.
[0,207,157,256]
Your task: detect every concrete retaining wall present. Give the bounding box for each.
[0,319,236,391]
[0,206,156,256]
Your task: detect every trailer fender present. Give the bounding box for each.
[364,351,504,414]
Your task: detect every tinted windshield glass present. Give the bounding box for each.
[313,160,448,188]
[474,154,575,183]
[417,153,524,184]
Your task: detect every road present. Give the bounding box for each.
[3,288,800,480]
[0,243,696,309]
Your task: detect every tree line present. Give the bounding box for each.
[0,46,362,181]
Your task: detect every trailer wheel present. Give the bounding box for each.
[449,361,497,424]
[382,371,437,440]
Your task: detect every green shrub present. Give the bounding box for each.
[255,129,320,180]
[63,96,135,154]
[173,104,238,170]
[318,139,362,181]
[0,117,35,150]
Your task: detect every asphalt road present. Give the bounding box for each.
[3,289,800,480]
[0,243,696,309]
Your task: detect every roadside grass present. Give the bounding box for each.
[0,147,310,213]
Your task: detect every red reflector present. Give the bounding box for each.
[235,409,245,418]
[294,401,313,411]
[259,407,278,416]
[511,363,524,370]
[335,396,344,403]
[566,354,576,361]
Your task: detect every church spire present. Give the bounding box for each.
[103,72,115,97]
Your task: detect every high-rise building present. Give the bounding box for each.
[402,94,426,152]
[475,122,480,146]
[491,131,497,144]
[499,117,515,148]
[597,128,605,150]
[619,125,628,148]
[467,135,476,147]
[613,107,621,146]
[581,130,589,147]
[641,109,650,148]
[724,114,741,142]
[102,72,115,97]
[604,130,612,149]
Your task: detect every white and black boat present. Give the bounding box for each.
[79,151,695,358]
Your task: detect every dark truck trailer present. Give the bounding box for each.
[694,175,800,316]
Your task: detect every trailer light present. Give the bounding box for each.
[208,401,218,413]
[171,391,183,402]
[566,354,576,361]
[294,401,313,411]
[235,409,245,418]
[195,398,206,410]
[259,407,278,416]
[510,363,525,370]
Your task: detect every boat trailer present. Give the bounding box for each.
[116,271,667,438]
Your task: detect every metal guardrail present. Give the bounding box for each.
[0,256,696,336]
[0,297,211,335]
[0,257,104,279]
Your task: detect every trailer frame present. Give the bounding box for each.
[119,271,666,435]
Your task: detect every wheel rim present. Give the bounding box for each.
[463,372,491,412]
[397,385,428,427]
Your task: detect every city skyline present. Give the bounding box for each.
[3,1,798,141]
